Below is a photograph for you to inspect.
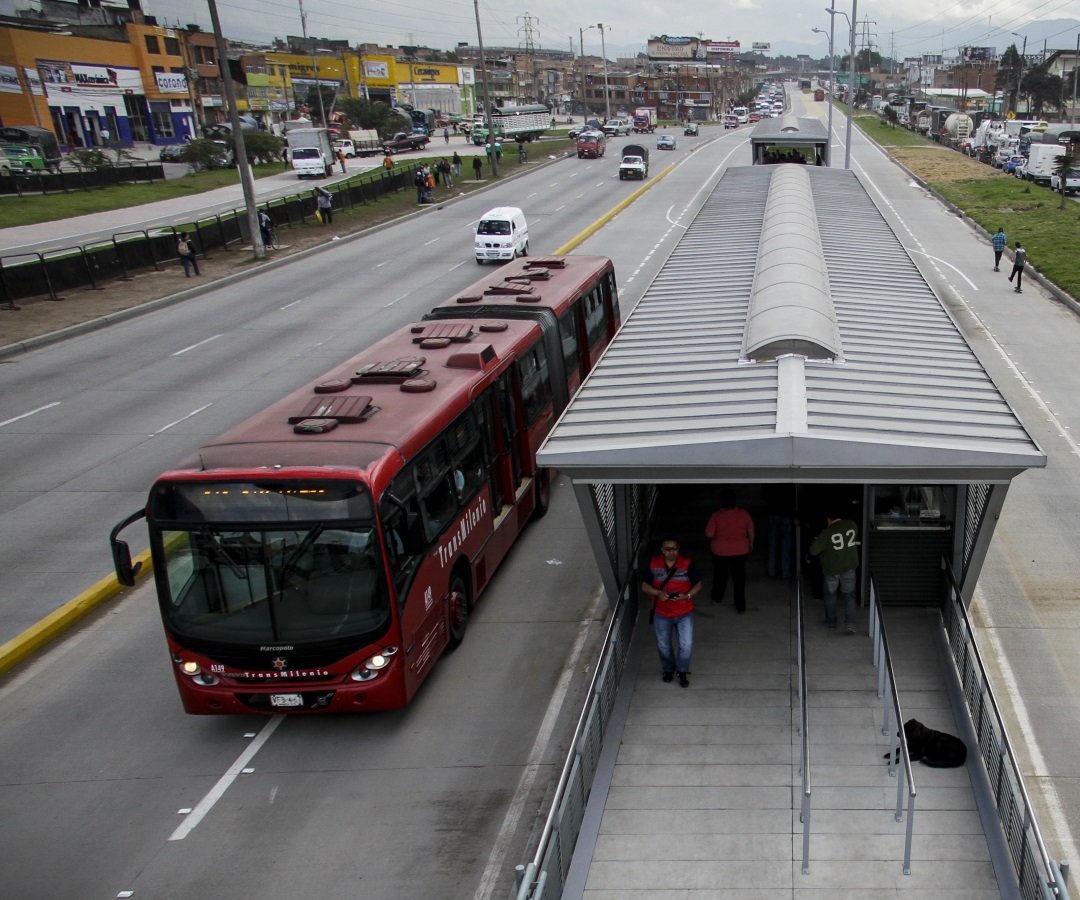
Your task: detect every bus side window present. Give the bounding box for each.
[558,310,581,380]
[383,466,424,603]
[415,440,457,540]
[584,286,607,351]
[517,342,552,426]
[445,407,487,502]
[604,270,620,325]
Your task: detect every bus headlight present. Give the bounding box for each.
[179,659,219,686]
[350,646,400,682]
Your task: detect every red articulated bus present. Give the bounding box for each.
[110,257,619,715]
[429,255,619,404]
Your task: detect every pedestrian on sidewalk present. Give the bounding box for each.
[315,187,333,224]
[705,488,754,612]
[1008,241,1028,292]
[443,127,450,143]
[440,158,453,189]
[642,536,701,688]
[176,232,200,278]
[452,151,461,177]
[383,152,394,173]
[809,507,859,633]
[472,155,483,180]
[282,142,290,170]
[337,148,347,173]
[992,227,1007,271]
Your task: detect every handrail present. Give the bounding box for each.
[795,525,811,874]
[515,582,636,900]
[868,573,917,874]
[942,558,1071,900]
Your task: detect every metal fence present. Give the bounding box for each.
[0,162,166,195]
[512,585,638,900]
[0,163,420,308]
[942,558,1072,900]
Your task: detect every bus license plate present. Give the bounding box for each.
[270,693,303,708]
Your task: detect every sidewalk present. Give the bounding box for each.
[565,577,1005,898]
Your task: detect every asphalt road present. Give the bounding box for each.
[5,93,1080,896]
[0,125,743,899]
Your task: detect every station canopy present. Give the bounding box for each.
[538,166,1044,485]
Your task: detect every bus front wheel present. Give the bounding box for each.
[533,468,551,519]
[447,570,470,648]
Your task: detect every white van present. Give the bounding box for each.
[474,207,529,264]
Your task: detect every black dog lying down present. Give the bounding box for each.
[885,718,968,768]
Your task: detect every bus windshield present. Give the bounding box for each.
[151,480,389,644]
[159,525,391,644]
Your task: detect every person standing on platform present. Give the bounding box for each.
[642,536,702,688]
[809,508,860,633]
[705,489,754,613]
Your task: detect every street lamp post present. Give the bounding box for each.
[598,23,611,120]
[472,0,497,176]
[826,1,857,169]
[812,21,836,165]
[579,26,594,118]
[1011,33,1028,116]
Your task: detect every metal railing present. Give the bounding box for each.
[868,573,917,874]
[0,164,419,309]
[795,545,812,874]
[942,559,1072,900]
[512,585,638,900]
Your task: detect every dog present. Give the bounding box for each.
[884,718,968,768]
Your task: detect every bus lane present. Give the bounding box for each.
[0,134,738,900]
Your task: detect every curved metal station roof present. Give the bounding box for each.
[538,166,1044,484]
[750,115,829,145]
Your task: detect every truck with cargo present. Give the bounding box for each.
[288,127,334,178]
[334,129,382,158]
[603,118,632,136]
[1025,142,1067,186]
[633,108,657,133]
[471,105,550,145]
[618,143,649,180]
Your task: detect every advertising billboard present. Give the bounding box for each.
[705,41,741,59]
[752,42,771,51]
[647,36,700,60]
[961,47,996,62]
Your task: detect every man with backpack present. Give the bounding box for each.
[176,232,199,278]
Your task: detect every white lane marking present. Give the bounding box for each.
[549,182,559,187]
[575,193,585,199]
[907,249,979,291]
[0,402,60,428]
[383,294,408,308]
[528,192,538,198]
[974,586,1080,867]
[595,182,604,187]
[281,299,302,309]
[447,260,467,272]
[569,171,579,177]
[154,403,213,435]
[554,205,566,212]
[471,586,607,900]
[172,334,222,356]
[374,261,388,268]
[424,237,440,245]
[169,716,285,840]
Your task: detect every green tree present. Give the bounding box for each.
[1051,150,1076,209]
[336,98,401,138]
[181,138,231,172]
[1022,66,1064,118]
[242,131,284,164]
[996,45,1023,113]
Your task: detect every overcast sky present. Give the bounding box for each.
[146,0,1080,62]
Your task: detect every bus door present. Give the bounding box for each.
[557,309,583,398]
[493,368,525,506]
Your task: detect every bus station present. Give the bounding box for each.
[521,165,1064,898]
[750,114,830,165]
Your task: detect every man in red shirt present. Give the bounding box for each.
[642,536,702,687]
[705,488,755,612]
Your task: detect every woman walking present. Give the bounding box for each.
[705,488,754,613]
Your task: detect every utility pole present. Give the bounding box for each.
[298,0,326,126]
[518,12,538,103]
[472,0,497,176]
[207,0,263,258]
[598,23,610,120]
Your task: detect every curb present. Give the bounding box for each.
[0,548,152,676]
[877,143,1080,317]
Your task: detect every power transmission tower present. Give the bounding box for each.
[518,12,539,103]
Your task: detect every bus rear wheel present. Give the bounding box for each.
[447,570,470,647]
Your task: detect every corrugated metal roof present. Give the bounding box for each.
[750,116,829,145]
[537,166,1045,483]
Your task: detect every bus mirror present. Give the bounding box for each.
[110,509,147,587]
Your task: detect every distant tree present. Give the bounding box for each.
[996,45,1024,113]
[181,138,230,172]
[243,131,284,164]
[1022,66,1064,118]
[1052,150,1076,209]
[882,105,899,127]
[336,98,400,138]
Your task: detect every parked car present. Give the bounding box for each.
[683,122,699,136]
[723,114,739,129]
[158,144,187,163]
[0,145,48,173]
[656,134,676,150]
